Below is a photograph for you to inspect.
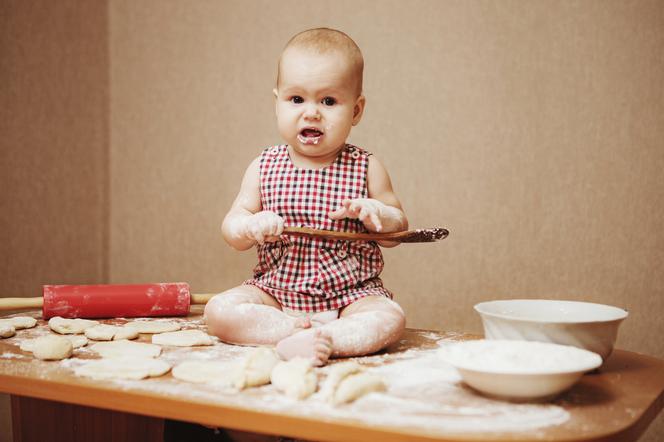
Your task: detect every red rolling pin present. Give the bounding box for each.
[0,283,214,319]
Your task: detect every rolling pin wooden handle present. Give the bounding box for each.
[0,297,44,312]
[190,293,216,305]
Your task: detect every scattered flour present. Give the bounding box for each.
[95,343,570,434]
[0,313,571,436]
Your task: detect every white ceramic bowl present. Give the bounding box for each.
[474,299,628,360]
[440,339,602,401]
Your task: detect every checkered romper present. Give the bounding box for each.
[244,144,393,312]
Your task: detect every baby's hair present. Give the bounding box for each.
[277,28,364,96]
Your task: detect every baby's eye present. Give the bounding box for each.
[321,97,336,106]
[290,96,304,104]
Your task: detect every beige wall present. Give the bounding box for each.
[108,1,663,438]
[2,0,663,440]
[0,1,109,440]
[110,0,663,355]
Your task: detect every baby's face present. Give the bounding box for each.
[274,48,364,165]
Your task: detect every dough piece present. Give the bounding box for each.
[125,320,181,334]
[29,335,73,360]
[85,325,139,341]
[91,339,161,358]
[270,357,317,400]
[49,316,99,334]
[75,357,170,380]
[0,316,37,330]
[66,334,89,348]
[151,329,213,347]
[320,361,386,405]
[23,335,88,352]
[0,324,16,338]
[333,373,386,405]
[235,347,280,389]
[172,360,243,386]
[319,361,362,401]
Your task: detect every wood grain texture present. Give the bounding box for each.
[11,396,163,442]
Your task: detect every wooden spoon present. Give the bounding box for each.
[283,227,449,243]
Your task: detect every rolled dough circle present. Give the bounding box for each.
[0,316,37,330]
[75,357,171,380]
[172,360,241,385]
[124,320,181,334]
[85,325,139,341]
[151,329,213,347]
[49,317,99,334]
[91,339,162,358]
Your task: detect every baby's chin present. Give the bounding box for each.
[288,142,346,162]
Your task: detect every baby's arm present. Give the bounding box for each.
[329,156,408,246]
[222,158,284,251]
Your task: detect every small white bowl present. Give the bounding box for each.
[440,339,602,401]
[474,299,628,360]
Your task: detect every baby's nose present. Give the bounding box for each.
[303,106,321,120]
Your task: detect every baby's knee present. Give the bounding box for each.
[204,287,261,321]
[206,287,259,309]
[370,297,406,327]
[348,296,406,334]
[382,298,406,319]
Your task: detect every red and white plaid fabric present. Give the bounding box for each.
[244,144,392,312]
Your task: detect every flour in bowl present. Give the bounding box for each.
[440,339,602,373]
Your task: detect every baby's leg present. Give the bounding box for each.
[328,296,406,357]
[275,296,405,365]
[204,285,310,346]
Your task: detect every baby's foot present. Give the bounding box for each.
[276,328,333,366]
[293,315,312,332]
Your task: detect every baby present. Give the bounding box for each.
[205,28,407,366]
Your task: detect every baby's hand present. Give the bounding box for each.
[244,211,284,244]
[328,198,386,232]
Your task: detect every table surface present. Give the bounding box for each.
[0,309,662,442]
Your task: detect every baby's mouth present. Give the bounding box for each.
[297,128,324,145]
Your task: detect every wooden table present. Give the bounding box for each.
[0,310,662,442]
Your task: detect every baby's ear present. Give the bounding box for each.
[352,95,366,126]
[273,89,279,115]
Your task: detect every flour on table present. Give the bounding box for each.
[271,357,317,400]
[81,337,571,434]
[125,320,181,334]
[0,316,37,330]
[151,329,213,347]
[22,335,73,360]
[91,340,161,358]
[85,324,139,341]
[75,356,171,380]
[49,317,99,334]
